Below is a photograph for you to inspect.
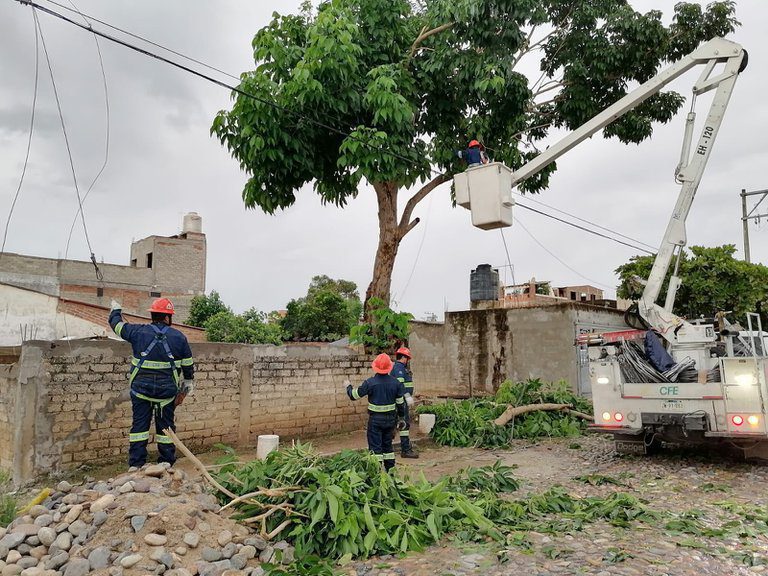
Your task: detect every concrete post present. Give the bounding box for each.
[13,345,43,485]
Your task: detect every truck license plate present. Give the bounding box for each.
[662,400,684,411]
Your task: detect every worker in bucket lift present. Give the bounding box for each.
[109,298,194,469]
[345,354,406,472]
[390,346,418,458]
[457,139,489,168]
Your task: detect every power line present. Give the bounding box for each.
[512,190,657,251]
[514,216,615,290]
[63,0,111,260]
[20,0,428,173]
[515,200,654,255]
[22,0,661,262]
[34,8,102,281]
[1,10,39,259]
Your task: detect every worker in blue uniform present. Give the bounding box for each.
[457,139,489,167]
[390,346,418,458]
[346,353,405,472]
[109,297,194,468]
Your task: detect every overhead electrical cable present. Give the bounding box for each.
[1,10,39,259]
[515,200,654,255]
[514,216,614,290]
[34,8,102,280]
[512,191,657,251]
[63,0,111,261]
[21,0,659,261]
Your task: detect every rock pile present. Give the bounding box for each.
[0,463,295,576]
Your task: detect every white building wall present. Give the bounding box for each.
[0,284,114,345]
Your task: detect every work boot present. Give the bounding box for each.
[401,448,419,459]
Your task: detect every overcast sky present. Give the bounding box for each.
[0,0,766,320]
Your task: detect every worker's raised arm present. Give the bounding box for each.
[346,378,370,401]
[108,300,135,341]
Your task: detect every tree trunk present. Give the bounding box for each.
[363,173,451,315]
[364,181,400,313]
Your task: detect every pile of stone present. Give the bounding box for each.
[0,463,295,576]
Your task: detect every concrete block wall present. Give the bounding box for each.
[2,340,371,483]
[409,303,627,398]
[0,364,17,470]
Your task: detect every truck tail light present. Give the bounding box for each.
[614,412,624,422]
[732,415,744,426]
[602,412,612,422]
[748,415,760,426]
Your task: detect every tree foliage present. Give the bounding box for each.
[204,309,284,345]
[213,0,738,308]
[282,275,363,341]
[349,297,412,353]
[187,291,230,327]
[616,245,768,323]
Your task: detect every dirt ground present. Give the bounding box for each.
[82,429,768,576]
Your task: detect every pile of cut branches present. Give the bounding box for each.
[211,443,500,560]
[417,379,594,448]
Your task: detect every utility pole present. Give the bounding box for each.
[740,188,768,263]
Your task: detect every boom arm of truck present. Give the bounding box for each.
[473,37,747,345]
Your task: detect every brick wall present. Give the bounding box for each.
[2,340,372,482]
[0,364,17,470]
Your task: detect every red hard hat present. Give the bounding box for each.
[149,298,175,315]
[468,139,480,148]
[371,353,393,374]
[396,346,412,359]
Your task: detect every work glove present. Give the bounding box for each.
[397,419,407,431]
[181,380,194,395]
[404,393,414,407]
[110,299,122,311]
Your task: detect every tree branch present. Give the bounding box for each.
[398,172,451,234]
[408,23,455,59]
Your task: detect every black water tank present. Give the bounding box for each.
[470,264,499,302]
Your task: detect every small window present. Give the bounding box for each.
[570,291,576,300]
[150,291,161,298]
[146,253,153,268]
[96,287,104,297]
[130,259,137,267]
[590,294,596,301]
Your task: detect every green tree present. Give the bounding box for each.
[204,309,284,345]
[616,245,768,323]
[212,0,737,312]
[187,291,230,327]
[281,275,363,341]
[349,297,413,353]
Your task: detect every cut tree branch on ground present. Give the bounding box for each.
[492,403,571,426]
[163,427,237,499]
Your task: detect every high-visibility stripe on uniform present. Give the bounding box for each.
[180,358,194,366]
[156,434,173,444]
[114,321,125,337]
[132,392,175,407]
[382,452,395,461]
[131,357,175,369]
[373,454,384,462]
[404,383,414,390]
[395,397,404,405]
[351,388,361,400]
[368,403,396,413]
[129,431,150,442]
[399,430,410,437]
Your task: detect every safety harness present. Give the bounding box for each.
[128,324,180,414]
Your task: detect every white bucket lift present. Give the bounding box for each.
[454,162,515,230]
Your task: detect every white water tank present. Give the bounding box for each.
[453,163,514,230]
[182,212,203,234]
